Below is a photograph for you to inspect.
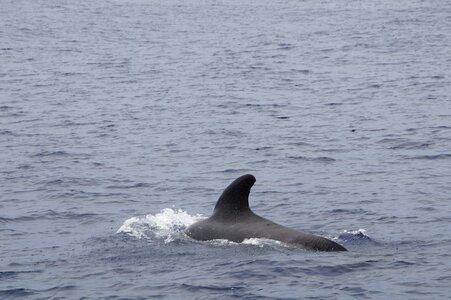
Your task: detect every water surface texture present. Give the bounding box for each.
[1,0,451,298]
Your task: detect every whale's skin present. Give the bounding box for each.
[186,174,347,252]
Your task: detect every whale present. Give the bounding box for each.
[186,174,347,251]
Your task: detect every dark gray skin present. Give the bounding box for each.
[186,174,347,252]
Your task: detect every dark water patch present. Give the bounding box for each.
[55,120,98,127]
[249,160,270,165]
[100,123,116,129]
[340,286,368,296]
[327,208,371,215]
[56,71,86,77]
[111,267,140,274]
[436,274,451,281]
[0,271,18,279]
[244,103,286,108]
[40,177,99,187]
[389,260,416,268]
[44,285,77,293]
[0,210,100,223]
[389,141,431,150]
[4,111,27,117]
[292,68,310,74]
[0,217,11,225]
[180,283,245,293]
[0,216,21,223]
[377,215,405,223]
[325,102,343,106]
[407,154,451,160]
[277,43,294,50]
[414,206,436,212]
[287,156,336,162]
[70,271,109,280]
[0,270,43,280]
[31,150,69,157]
[320,47,334,52]
[32,83,54,88]
[34,151,94,160]
[0,130,17,136]
[45,179,65,185]
[7,262,23,267]
[286,141,314,147]
[377,137,407,145]
[429,125,451,130]
[349,169,388,177]
[0,105,15,110]
[107,182,151,189]
[16,164,33,170]
[254,146,272,151]
[0,288,35,297]
[1,286,77,297]
[205,129,244,137]
[221,168,252,174]
[5,117,41,125]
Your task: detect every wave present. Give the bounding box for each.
[287,155,336,162]
[31,150,69,157]
[107,182,151,189]
[407,154,451,160]
[388,141,431,150]
[0,285,76,298]
[0,210,100,223]
[116,208,203,243]
[0,288,35,297]
[337,229,374,244]
[0,270,43,280]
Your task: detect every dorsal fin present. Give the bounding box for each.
[212,174,256,219]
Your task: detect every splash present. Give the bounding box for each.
[207,238,284,249]
[116,208,203,243]
[338,229,371,242]
[242,238,283,248]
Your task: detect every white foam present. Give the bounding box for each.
[208,239,238,247]
[336,228,371,243]
[242,238,283,248]
[341,228,367,236]
[206,237,284,248]
[117,208,204,243]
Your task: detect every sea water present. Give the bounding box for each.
[1,0,450,298]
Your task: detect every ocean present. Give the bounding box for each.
[1,0,450,298]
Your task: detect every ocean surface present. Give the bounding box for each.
[1,0,450,298]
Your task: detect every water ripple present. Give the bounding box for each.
[0,210,100,223]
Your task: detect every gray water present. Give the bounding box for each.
[1,0,451,298]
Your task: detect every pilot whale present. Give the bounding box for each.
[186,174,347,251]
